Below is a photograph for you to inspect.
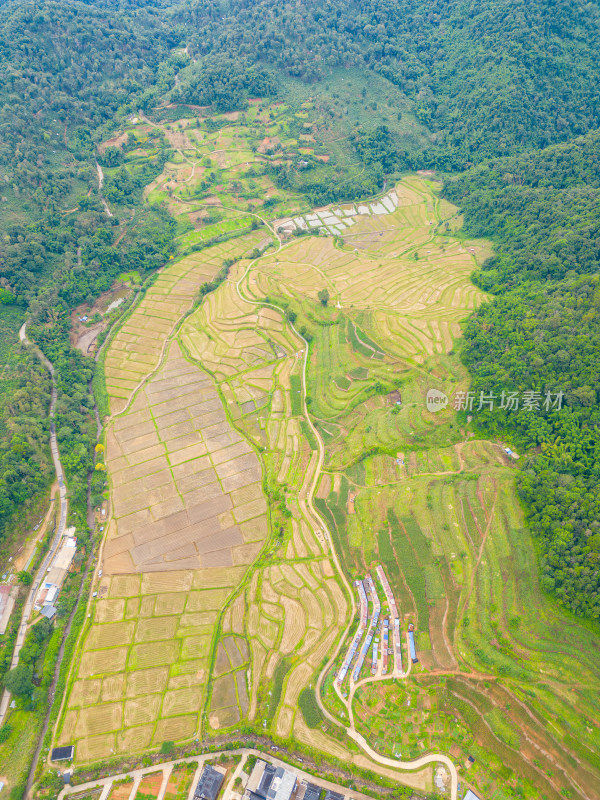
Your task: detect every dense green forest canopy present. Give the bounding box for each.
[177,0,600,163]
[0,0,180,304]
[463,279,600,616]
[0,308,52,550]
[451,132,600,617]
[445,131,600,292]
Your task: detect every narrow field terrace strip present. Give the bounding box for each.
[104,232,267,413]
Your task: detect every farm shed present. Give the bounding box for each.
[324,791,345,800]
[408,628,418,663]
[51,745,74,761]
[464,791,482,800]
[194,764,225,800]
[41,605,57,620]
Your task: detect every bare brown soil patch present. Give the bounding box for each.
[109,780,134,800]
[347,490,357,514]
[258,136,281,153]
[134,772,163,799]
[98,131,129,154]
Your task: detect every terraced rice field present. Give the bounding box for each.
[142,105,309,237]
[231,177,485,476]
[56,130,600,799]
[57,234,278,760]
[238,175,599,797]
[257,177,485,362]
[56,566,247,760]
[104,233,267,413]
[104,339,266,574]
[322,439,600,799]
[179,266,348,738]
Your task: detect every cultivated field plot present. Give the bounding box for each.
[63,99,600,799]
[143,105,310,239]
[234,176,483,472]
[103,339,266,574]
[208,635,250,729]
[134,771,164,799]
[56,566,246,760]
[62,336,271,757]
[228,174,600,797]
[323,441,600,799]
[164,763,196,800]
[252,179,485,365]
[60,241,276,761]
[179,271,313,506]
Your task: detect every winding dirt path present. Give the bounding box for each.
[95,159,113,218]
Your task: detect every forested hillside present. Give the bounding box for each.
[0,309,52,552]
[177,0,600,163]
[0,0,178,546]
[447,133,600,617]
[445,131,600,291]
[0,0,179,300]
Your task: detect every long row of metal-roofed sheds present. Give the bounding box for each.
[336,564,418,689]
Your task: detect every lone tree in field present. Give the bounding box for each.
[4,664,33,697]
[318,288,329,306]
[17,570,32,585]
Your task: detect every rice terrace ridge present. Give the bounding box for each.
[0,4,599,800]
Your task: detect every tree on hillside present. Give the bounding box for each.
[318,288,329,306]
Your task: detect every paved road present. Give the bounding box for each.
[347,730,457,799]
[0,325,69,726]
[56,748,382,800]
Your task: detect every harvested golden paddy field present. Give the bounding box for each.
[57,566,248,759]
[251,182,486,367]
[55,98,598,798]
[58,232,281,761]
[177,261,350,736]
[103,339,266,574]
[104,233,267,413]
